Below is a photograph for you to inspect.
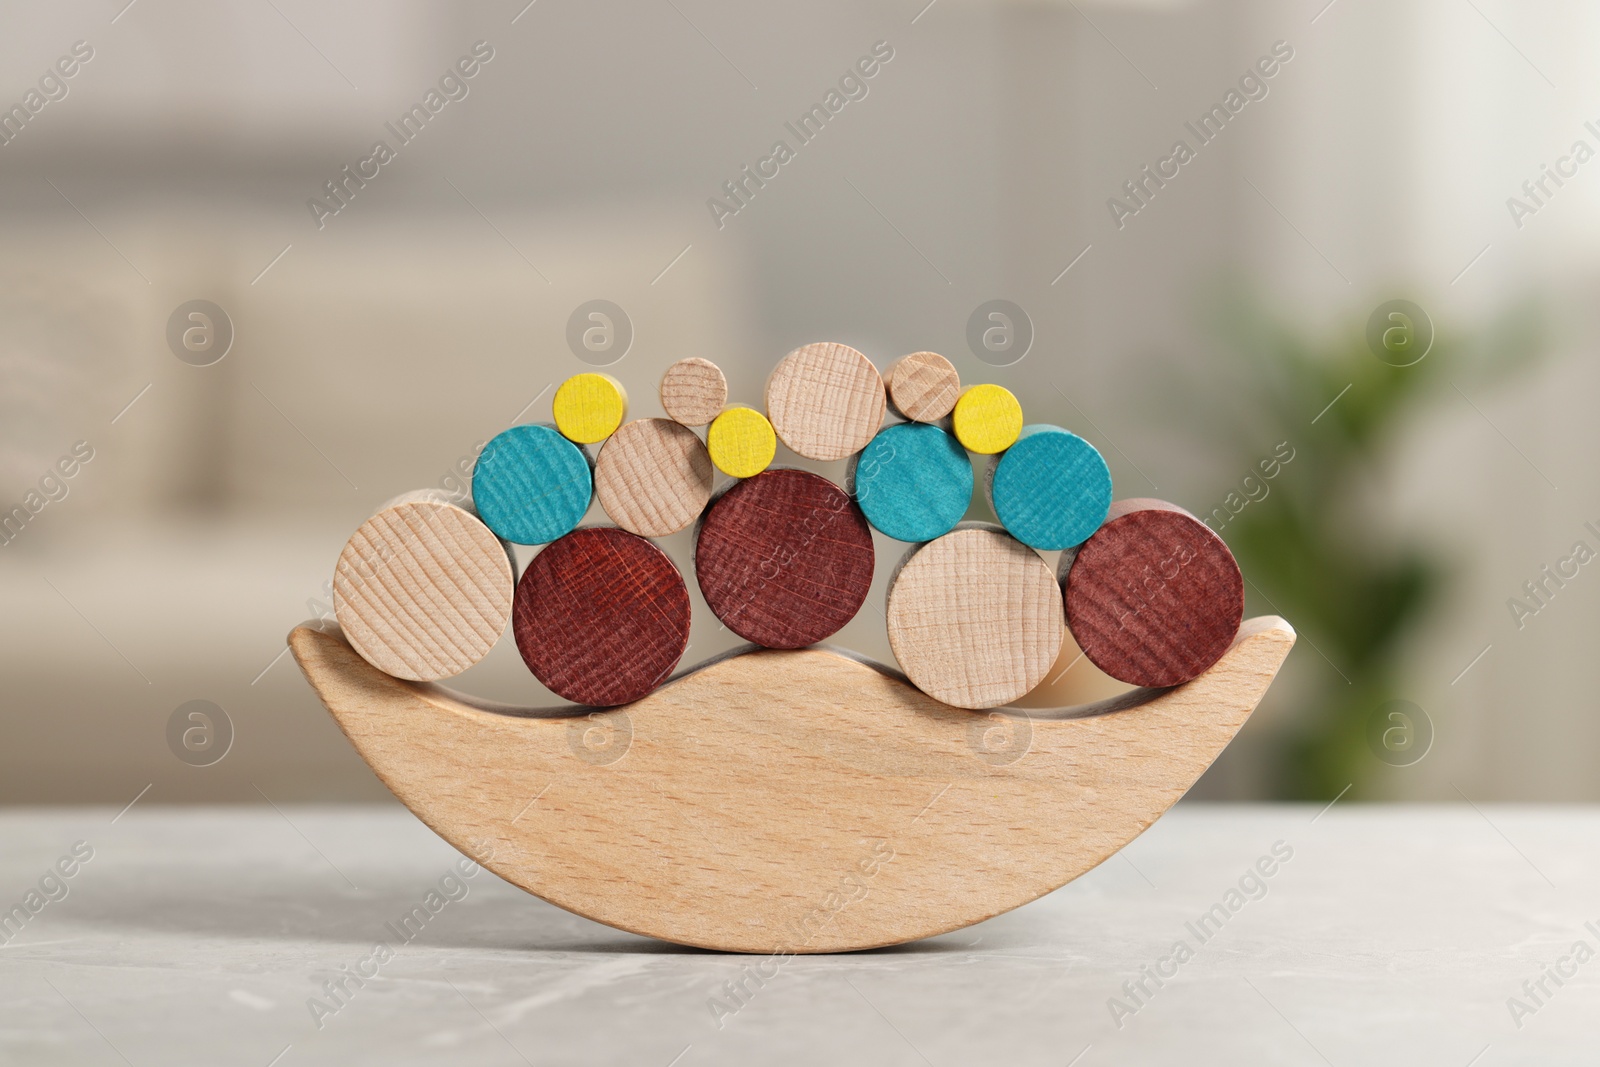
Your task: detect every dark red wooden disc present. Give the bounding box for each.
[694,469,875,649]
[1063,499,1244,687]
[513,526,691,707]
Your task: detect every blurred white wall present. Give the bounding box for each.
[1,0,1595,802]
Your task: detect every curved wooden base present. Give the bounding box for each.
[288,617,1295,953]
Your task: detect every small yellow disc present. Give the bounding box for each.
[952,384,1023,455]
[552,373,628,445]
[707,406,777,479]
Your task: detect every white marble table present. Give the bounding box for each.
[2,804,1594,1065]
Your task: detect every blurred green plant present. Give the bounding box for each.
[1190,290,1546,799]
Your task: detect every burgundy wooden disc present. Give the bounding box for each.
[694,469,875,649]
[1062,499,1244,688]
[513,526,691,707]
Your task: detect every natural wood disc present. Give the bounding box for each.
[333,497,514,681]
[849,422,972,543]
[886,351,961,422]
[987,424,1112,550]
[659,357,727,427]
[1063,498,1244,687]
[886,524,1064,709]
[512,527,690,706]
[594,418,714,537]
[695,469,875,648]
[472,424,593,546]
[765,342,886,461]
[952,383,1023,455]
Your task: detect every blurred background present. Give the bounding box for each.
[1,0,1593,804]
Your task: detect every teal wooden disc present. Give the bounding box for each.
[988,424,1111,550]
[848,422,973,543]
[472,424,593,545]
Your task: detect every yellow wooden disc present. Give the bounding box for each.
[707,406,777,478]
[952,384,1023,455]
[553,373,628,445]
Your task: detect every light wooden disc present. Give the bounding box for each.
[765,342,886,461]
[706,406,777,479]
[952,383,1023,455]
[553,373,628,445]
[659,358,727,427]
[594,418,714,537]
[886,351,961,422]
[886,524,1064,709]
[332,499,514,681]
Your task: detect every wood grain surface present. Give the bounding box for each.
[705,405,777,479]
[885,351,961,422]
[512,526,690,706]
[886,523,1065,708]
[694,468,874,648]
[552,373,628,445]
[765,342,886,461]
[658,357,727,427]
[952,383,1023,455]
[1063,498,1245,687]
[332,496,514,681]
[288,615,1296,952]
[986,424,1113,550]
[594,418,714,537]
[848,422,972,543]
[471,424,594,546]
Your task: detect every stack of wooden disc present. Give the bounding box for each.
[330,342,1245,710]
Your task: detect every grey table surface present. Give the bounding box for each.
[0,803,1594,1066]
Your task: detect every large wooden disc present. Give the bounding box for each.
[887,524,1064,708]
[765,342,886,461]
[594,418,714,537]
[512,527,690,706]
[288,616,1296,953]
[332,498,514,681]
[695,469,874,648]
[1063,498,1244,687]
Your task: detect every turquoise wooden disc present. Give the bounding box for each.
[988,425,1111,550]
[472,424,593,545]
[849,422,973,543]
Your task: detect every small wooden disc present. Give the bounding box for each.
[1063,499,1244,687]
[553,373,628,445]
[594,418,714,537]
[886,351,961,422]
[987,425,1112,550]
[765,342,886,461]
[513,526,690,707]
[472,424,593,546]
[694,469,874,648]
[706,406,777,479]
[848,422,972,543]
[333,498,514,681]
[659,358,727,427]
[952,384,1023,455]
[885,524,1064,709]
